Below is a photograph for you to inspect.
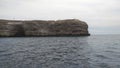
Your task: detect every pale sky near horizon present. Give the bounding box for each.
[0,0,120,34]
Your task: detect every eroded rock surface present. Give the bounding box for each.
[0,19,90,37]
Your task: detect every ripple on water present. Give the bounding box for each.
[0,35,120,68]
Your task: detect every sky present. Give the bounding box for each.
[0,0,120,34]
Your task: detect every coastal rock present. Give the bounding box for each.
[0,19,90,37]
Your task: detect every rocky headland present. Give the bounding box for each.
[0,19,90,37]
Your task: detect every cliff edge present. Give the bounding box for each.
[0,19,90,37]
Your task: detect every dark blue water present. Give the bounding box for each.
[0,35,120,68]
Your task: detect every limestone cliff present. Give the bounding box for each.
[0,19,90,37]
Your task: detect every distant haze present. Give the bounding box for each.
[0,0,120,34]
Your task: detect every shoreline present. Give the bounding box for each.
[0,34,90,37]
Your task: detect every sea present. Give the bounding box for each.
[0,35,120,68]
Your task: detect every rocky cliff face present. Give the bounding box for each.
[0,19,90,37]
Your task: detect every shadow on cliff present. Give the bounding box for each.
[14,25,25,37]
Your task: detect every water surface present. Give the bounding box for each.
[0,35,120,68]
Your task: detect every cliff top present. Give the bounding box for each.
[0,19,87,25]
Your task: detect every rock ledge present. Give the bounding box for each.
[0,19,90,37]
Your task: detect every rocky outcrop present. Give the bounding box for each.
[0,19,90,37]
